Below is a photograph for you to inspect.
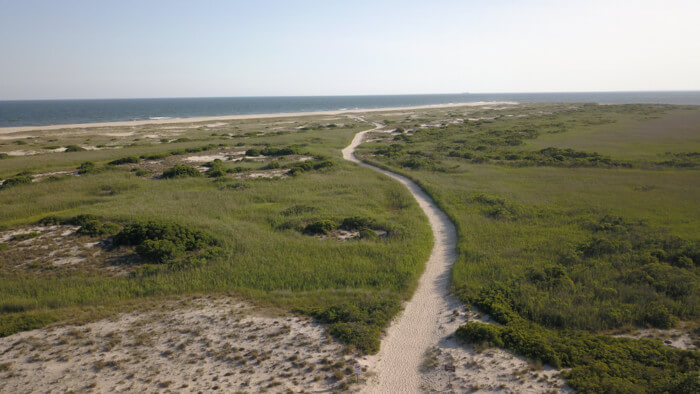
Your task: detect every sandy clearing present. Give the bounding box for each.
[0,298,359,393]
[0,102,518,134]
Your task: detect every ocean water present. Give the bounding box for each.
[1,91,699,127]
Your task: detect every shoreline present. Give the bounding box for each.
[0,101,517,134]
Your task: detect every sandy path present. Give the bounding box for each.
[342,120,460,393]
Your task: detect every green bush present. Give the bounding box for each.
[303,220,336,235]
[205,159,226,177]
[109,156,140,165]
[358,228,379,240]
[260,146,299,156]
[77,161,98,174]
[341,216,377,230]
[143,153,168,160]
[162,164,201,178]
[456,322,504,347]
[303,295,402,354]
[64,145,85,152]
[0,175,32,189]
[114,221,216,250]
[262,161,281,170]
[0,153,8,159]
[114,220,219,267]
[245,148,260,156]
[136,239,184,264]
[76,220,120,236]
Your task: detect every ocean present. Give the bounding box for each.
[1,91,699,128]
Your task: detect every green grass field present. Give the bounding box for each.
[357,103,700,393]
[0,117,433,353]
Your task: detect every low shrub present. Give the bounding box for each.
[0,153,8,159]
[341,216,377,231]
[162,164,201,178]
[358,228,379,240]
[0,175,32,189]
[303,295,402,354]
[114,220,218,266]
[262,161,280,170]
[76,220,120,236]
[456,322,504,347]
[77,161,98,174]
[303,220,336,235]
[136,239,184,264]
[205,159,226,177]
[64,145,85,152]
[143,153,168,160]
[11,232,41,241]
[108,156,140,165]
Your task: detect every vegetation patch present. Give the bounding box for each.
[161,163,202,178]
[0,175,32,190]
[109,156,140,165]
[113,220,221,271]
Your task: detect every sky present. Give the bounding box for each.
[1,0,699,100]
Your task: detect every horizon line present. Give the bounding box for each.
[2,89,700,102]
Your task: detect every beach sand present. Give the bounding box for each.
[0,102,517,134]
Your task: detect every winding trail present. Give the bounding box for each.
[342,120,460,393]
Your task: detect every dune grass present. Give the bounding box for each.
[0,118,433,353]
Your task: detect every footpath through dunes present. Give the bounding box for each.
[342,119,460,393]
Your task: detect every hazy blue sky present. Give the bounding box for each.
[1,0,699,99]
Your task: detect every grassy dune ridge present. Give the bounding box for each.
[0,118,433,353]
[356,103,700,392]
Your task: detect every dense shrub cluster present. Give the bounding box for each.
[205,159,226,177]
[0,175,32,189]
[162,164,201,178]
[302,294,402,354]
[113,220,220,270]
[303,220,336,235]
[456,313,699,393]
[39,214,120,236]
[247,146,302,157]
[77,161,98,174]
[64,145,85,152]
[286,158,334,176]
[658,151,699,168]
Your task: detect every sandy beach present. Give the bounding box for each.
[0,102,517,134]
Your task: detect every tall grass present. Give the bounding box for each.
[0,122,433,353]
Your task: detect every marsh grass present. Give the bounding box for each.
[359,103,700,392]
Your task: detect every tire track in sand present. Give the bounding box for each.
[342,120,460,393]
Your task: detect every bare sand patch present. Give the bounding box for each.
[0,298,360,393]
[183,154,229,163]
[6,149,39,156]
[235,169,290,179]
[614,327,697,351]
[0,225,136,276]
